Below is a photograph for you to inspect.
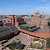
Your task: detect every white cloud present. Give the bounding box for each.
[33,5,50,14]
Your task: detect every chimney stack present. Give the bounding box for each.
[12,15,15,25]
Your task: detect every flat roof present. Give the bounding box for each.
[18,27,50,39]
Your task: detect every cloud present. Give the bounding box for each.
[33,5,50,14]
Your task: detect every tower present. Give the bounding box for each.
[12,15,15,25]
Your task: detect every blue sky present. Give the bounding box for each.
[0,0,50,15]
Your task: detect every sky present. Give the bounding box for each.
[0,0,50,15]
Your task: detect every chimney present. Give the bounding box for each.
[12,15,15,25]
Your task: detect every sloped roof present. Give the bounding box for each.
[4,23,20,34]
[0,27,14,40]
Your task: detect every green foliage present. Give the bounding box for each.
[34,39,44,49]
[8,41,22,50]
[17,41,21,45]
[11,48,14,50]
[48,21,50,27]
[48,18,50,27]
[18,48,22,50]
[46,38,50,48]
[37,40,44,49]
[8,41,17,50]
[33,38,39,41]
[29,43,35,48]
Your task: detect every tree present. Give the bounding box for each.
[48,18,50,32]
[46,38,50,48]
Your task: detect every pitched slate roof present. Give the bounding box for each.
[0,27,14,40]
[4,23,20,34]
